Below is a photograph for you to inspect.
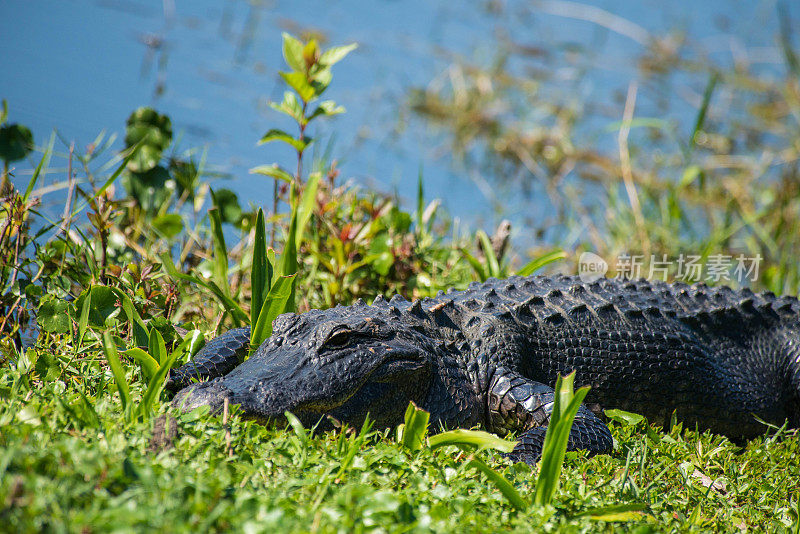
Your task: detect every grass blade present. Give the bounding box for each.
[476,230,500,278]
[23,131,55,202]
[250,274,296,351]
[533,372,589,507]
[278,193,299,312]
[140,345,181,421]
[208,207,229,297]
[465,457,529,510]
[77,287,92,347]
[517,250,568,276]
[296,171,320,247]
[400,402,430,452]
[429,429,516,453]
[251,208,268,328]
[689,73,718,153]
[459,247,487,282]
[101,331,130,413]
[148,327,167,366]
[124,347,159,381]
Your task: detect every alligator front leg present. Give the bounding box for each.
[487,367,613,465]
[165,327,251,392]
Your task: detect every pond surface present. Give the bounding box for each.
[1,0,794,231]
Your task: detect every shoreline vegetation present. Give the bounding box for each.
[2,14,799,532]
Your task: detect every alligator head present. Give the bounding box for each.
[173,303,437,428]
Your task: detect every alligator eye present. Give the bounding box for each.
[324,328,353,348]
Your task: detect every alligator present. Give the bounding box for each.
[167,274,800,464]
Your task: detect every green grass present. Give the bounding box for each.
[1,344,798,532]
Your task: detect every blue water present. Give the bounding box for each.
[1,0,795,233]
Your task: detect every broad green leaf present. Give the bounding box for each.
[37,295,72,333]
[319,43,358,66]
[152,213,183,238]
[605,409,646,426]
[307,100,346,122]
[250,274,296,352]
[269,91,304,123]
[75,286,119,328]
[139,342,181,420]
[281,32,305,72]
[302,39,319,68]
[124,107,172,173]
[400,402,430,452]
[0,123,34,162]
[148,328,167,366]
[280,71,317,102]
[125,347,159,381]
[211,188,242,225]
[311,66,332,92]
[249,163,295,183]
[429,429,516,453]
[517,250,568,276]
[258,128,311,152]
[102,331,130,413]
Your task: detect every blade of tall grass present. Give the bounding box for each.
[533,373,589,507]
[476,230,501,278]
[464,457,529,510]
[251,208,268,329]
[125,348,159,381]
[148,325,167,366]
[208,207,230,298]
[778,2,800,79]
[278,196,299,312]
[22,131,55,202]
[101,331,130,414]
[76,287,91,348]
[517,250,567,276]
[296,171,320,246]
[459,247,487,282]
[250,274,296,352]
[429,429,516,453]
[139,339,181,421]
[688,73,719,156]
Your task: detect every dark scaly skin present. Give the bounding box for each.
[167,275,800,464]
